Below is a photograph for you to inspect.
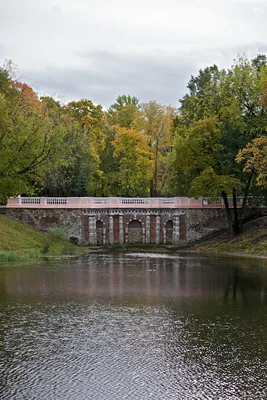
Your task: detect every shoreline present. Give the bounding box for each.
[2,243,267,266]
[82,244,267,261]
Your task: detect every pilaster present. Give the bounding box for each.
[119,214,124,244]
[146,214,150,243]
[156,215,160,244]
[88,214,96,244]
[109,214,114,244]
[173,215,180,244]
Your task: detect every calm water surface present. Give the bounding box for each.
[1,253,267,399]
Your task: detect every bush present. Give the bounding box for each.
[69,236,78,245]
[42,227,68,254]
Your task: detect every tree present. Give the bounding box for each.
[168,56,267,235]
[0,75,68,201]
[64,99,105,195]
[112,126,153,196]
[37,100,93,197]
[108,95,140,128]
[134,101,176,196]
[179,64,222,126]
[168,117,242,235]
[236,136,267,189]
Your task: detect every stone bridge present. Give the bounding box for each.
[6,197,236,245]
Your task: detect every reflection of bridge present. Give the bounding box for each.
[3,254,265,301]
[6,197,231,245]
[2,255,228,300]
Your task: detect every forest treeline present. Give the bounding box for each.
[1,55,267,234]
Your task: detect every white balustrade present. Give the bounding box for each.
[6,196,245,209]
[121,198,149,204]
[160,198,176,205]
[47,198,67,205]
[21,198,41,204]
[93,198,109,205]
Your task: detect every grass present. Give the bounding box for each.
[0,215,44,252]
[194,217,267,256]
[0,215,84,264]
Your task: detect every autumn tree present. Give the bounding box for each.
[236,136,267,189]
[134,101,176,196]
[64,99,105,195]
[112,126,153,196]
[0,70,69,200]
[37,98,93,197]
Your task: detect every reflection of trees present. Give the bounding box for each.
[223,266,267,306]
[224,267,247,304]
[163,294,267,398]
[162,264,267,397]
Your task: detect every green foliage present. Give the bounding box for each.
[43,227,76,255]
[1,55,267,205]
[189,167,241,200]
[0,249,41,263]
[112,126,153,196]
[168,117,237,197]
[108,95,140,128]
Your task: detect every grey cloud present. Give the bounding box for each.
[19,51,196,107]
[15,43,266,108]
[0,43,5,59]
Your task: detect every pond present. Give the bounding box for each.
[1,253,267,399]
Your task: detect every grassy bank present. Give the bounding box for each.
[192,216,267,257]
[0,215,83,263]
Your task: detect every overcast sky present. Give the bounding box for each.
[1,0,267,108]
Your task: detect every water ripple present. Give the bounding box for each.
[1,254,267,399]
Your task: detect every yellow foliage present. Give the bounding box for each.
[236,136,267,187]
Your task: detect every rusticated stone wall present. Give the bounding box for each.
[186,208,228,242]
[7,207,228,245]
[7,208,84,242]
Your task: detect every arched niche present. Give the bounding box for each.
[165,219,173,244]
[96,220,104,245]
[128,220,143,243]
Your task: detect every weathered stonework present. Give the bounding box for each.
[7,207,228,245]
[7,208,84,242]
[185,208,228,242]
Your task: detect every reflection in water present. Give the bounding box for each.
[224,267,248,304]
[0,255,233,300]
[0,253,267,399]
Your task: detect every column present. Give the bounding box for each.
[146,214,150,243]
[156,215,160,244]
[103,227,107,245]
[88,214,96,245]
[109,214,114,244]
[119,214,124,244]
[173,215,180,244]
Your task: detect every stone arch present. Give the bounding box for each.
[96,219,104,245]
[127,219,143,243]
[165,219,174,244]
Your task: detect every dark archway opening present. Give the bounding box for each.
[128,220,143,243]
[166,219,173,244]
[96,220,104,245]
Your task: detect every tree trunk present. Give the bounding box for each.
[232,187,240,235]
[222,190,235,236]
[241,172,254,214]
